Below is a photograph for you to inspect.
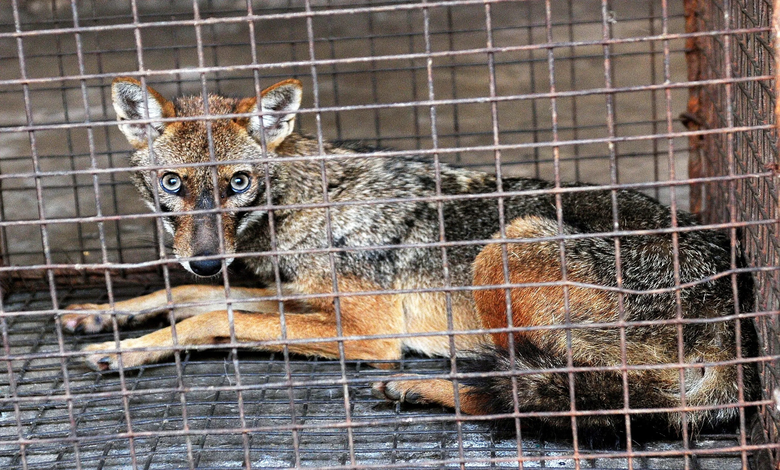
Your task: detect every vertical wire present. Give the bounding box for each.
[12,5,93,470]
[367,6,382,146]
[304,1,357,466]
[544,1,580,467]
[326,1,343,140]
[721,0,750,466]
[52,2,87,272]
[566,1,580,182]
[11,1,84,468]
[0,291,25,470]
[407,9,422,150]
[206,0,223,95]
[421,2,465,467]
[71,1,120,467]
[766,0,780,459]
[0,1,27,447]
[190,2,251,468]
[129,1,176,467]
[90,1,126,270]
[659,0,691,464]
[171,9,185,98]
[447,6,461,162]
[288,0,301,81]
[649,1,661,202]
[0,44,7,264]
[599,1,633,464]
[243,4,278,467]
[245,3,303,467]
[279,6,306,465]
[483,2,524,466]
[529,1,542,179]
[231,3,262,466]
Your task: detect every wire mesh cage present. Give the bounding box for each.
[0,0,778,469]
[685,0,780,467]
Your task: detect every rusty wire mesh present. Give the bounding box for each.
[0,0,777,469]
[684,0,780,467]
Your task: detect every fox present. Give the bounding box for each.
[61,76,756,438]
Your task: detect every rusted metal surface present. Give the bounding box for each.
[684,0,706,218]
[686,0,780,467]
[775,0,780,138]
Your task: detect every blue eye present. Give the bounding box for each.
[160,172,182,194]
[230,173,251,193]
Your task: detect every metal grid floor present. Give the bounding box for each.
[1,283,752,469]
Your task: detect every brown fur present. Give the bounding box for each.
[62,78,756,439]
[473,216,619,350]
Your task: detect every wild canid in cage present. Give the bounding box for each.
[62,77,756,437]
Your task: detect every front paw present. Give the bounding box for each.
[62,304,109,334]
[81,340,146,372]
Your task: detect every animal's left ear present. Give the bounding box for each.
[239,79,303,152]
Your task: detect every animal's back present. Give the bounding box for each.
[313,151,757,435]
[464,181,755,435]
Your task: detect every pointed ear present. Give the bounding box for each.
[111,77,175,148]
[239,79,303,151]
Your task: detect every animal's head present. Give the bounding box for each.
[111,77,303,276]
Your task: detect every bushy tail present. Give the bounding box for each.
[458,338,744,439]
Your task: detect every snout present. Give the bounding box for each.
[173,195,237,277]
[189,255,223,277]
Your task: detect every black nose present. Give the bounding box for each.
[189,257,223,277]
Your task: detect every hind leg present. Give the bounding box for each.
[372,376,488,414]
[472,216,619,352]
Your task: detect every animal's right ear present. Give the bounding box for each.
[111,77,175,148]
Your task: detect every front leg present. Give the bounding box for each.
[82,309,403,371]
[62,285,305,334]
